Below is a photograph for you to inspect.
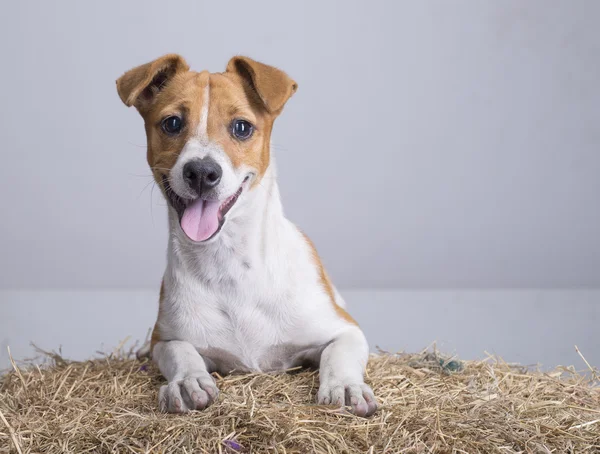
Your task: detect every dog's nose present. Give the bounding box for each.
[182,158,223,196]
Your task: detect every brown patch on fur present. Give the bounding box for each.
[226,56,298,115]
[116,54,189,110]
[150,281,165,352]
[301,233,358,326]
[116,54,296,190]
[142,71,207,184]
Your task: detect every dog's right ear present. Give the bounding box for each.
[116,54,189,112]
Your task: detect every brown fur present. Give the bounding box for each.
[150,281,165,352]
[116,54,190,110]
[302,233,358,326]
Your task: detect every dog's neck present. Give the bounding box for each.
[165,161,285,281]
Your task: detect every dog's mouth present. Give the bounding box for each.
[162,176,245,242]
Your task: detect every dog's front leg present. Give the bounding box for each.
[317,328,378,417]
[153,340,219,413]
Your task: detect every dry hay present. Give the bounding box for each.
[1,346,599,454]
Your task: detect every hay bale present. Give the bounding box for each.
[1,349,599,453]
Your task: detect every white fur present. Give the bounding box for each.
[197,84,209,139]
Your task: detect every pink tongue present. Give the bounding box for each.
[180,199,221,242]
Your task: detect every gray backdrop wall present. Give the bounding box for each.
[0,1,598,370]
[1,0,599,290]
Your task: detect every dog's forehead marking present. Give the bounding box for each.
[196,72,210,141]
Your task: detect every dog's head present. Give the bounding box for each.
[116,55,297,242]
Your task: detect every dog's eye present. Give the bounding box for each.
[161,116,183,135]
[231,119,254,140]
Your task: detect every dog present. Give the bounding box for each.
[116,55,377,417]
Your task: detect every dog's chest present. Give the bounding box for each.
[164,281,321,374]
[163,212,333,374]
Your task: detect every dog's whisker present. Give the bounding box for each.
[150,166,174,173]
[150,180,157,225]
[129,173,157,178]
[137,179,157,200]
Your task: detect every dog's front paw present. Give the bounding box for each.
[158,374,219,413]
[317,382,377,417]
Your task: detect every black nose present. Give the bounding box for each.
[182,158,223,196]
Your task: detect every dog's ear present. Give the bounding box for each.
[116,54,189,111]
[226,56,297,114]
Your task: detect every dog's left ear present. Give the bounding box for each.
[227,56,297,114]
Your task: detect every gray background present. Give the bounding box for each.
[0,1,598,370]
[1,0,599,289]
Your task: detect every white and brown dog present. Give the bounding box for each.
[116,55,377,417]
